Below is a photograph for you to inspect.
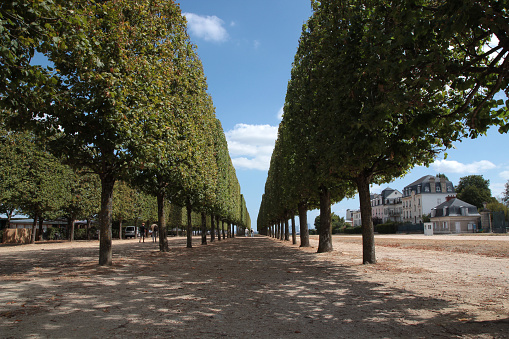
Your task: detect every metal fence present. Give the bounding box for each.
[397,222,424,234]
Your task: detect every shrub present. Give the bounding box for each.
[344,226,362,234]
[375,222,398,234]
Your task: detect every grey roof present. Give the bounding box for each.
[403,175,455,196]
[432,198,479,217]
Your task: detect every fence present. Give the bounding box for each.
[397,222,424,234]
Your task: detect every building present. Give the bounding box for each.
[430,198,481,233]
[371,187,403,223]
[402,175,455,224]
[346,209,362,227]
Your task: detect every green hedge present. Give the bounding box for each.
[375,222,398,234]
[344,226,362,234]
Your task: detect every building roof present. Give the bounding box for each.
[403,175,455,196]
[432,198,480,217]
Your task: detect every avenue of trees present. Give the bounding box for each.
[0,0,250,265]
[258,0,508,264]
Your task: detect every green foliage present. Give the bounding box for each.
[486,201,509,221]
[344,226,362,234]
[375,222,399,234]
[456,175,492,209]
[502,181,509,207]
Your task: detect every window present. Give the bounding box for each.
[418,198,421,206]
[425,186,430,192]
[436,184,441,192]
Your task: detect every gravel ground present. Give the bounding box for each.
[0,234,508,338]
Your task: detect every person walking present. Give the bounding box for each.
[139,223,146,243]
[151,224,157,242]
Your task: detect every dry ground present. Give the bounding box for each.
[0,234,508,338]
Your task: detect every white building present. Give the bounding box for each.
[402,175,455,224]
[346,209,362,227]
[371,187,403,223]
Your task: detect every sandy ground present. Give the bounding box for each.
[0,234,508,338]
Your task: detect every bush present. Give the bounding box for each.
[344,226,362,234]
[375,222,398,234]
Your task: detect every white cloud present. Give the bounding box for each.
[500,170,509,180]
[225,124,278,171]
[253,40,261,49]
[183,13,229,43]
[491,182,506,199]
[277,106,284,120]
[432,159,496,173]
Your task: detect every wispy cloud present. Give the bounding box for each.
[183,13,229,43]
[225,124,278,171]
[500,170,509,180]
[432,159,496,173]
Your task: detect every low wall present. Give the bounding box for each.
[2,228,35,244]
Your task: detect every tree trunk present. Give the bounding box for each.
[31,215,38,244]
[216,216,221,241]
[298,201,310,247]
[284,217,289,241]
[318,185,333,253]
[356,174,376,264]
[69,218,75,242]
[210,213,215,242]
[99,174,115,266]
[186,202,192,248]
[157,192,169,252]
[6,209,14,229]
[118,217,123,240]
[222,221,226,239]
[291,214,296,245]
[201,212,207,245]
[38,217,44,241]
[86,218,91,240]
[280,221,284,240]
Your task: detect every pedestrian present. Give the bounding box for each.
[151,224,157,242]
[250,229,254,237]
[139,223,146,243]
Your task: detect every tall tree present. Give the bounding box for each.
[10,0,199,265]
[280,0,506,264]
[456,175,492,209]
[503,181,509,207]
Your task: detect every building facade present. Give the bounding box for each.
[430,198,481,233]
[371,187,403,223]
[402,175,455,224]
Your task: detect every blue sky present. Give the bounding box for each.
[179,0,509,230]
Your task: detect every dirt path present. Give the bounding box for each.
[0,235,508,338]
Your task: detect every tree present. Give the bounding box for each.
[277,0,505,264]
[112,181,136,239]
[0,0,62,119]
[503,181,509,206]
[456,175,492,209]
[0,125,30,226]
[62,169,100,241]
[8,132,71,243]
[8,0,201,265]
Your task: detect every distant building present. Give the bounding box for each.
[346,209,362,227]
[430,197,481,233]
[371,187,403,223]
[402,175,455,224]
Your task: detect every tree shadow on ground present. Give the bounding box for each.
[0,237,507,338]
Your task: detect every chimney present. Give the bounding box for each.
[445,195,456,202]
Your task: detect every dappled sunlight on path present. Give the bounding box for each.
[0,236,507,338]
